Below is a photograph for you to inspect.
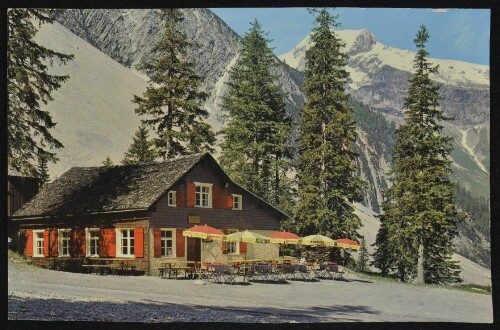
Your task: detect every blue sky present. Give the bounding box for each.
[210,8,490,65]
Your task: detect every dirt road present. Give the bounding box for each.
[8,260,493,323]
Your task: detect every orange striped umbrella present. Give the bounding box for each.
[267,231,301,244]
[335,238,361,250]
[182,224,225,240]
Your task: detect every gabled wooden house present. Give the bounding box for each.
[12,153,288,275]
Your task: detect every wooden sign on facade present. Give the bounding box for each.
[188,216,201,224]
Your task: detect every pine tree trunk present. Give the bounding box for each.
[417,238,425,284]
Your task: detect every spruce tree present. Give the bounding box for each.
[373,25,461,284]
[293,9,364,241]
[356,238,369,273]
[102,156,114,167]
[219,20,294,207]
[133,9,215,159]
[122,125,157,164]
[8,9,73,177]
[37,154,50,188]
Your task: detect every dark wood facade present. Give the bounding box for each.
[8,176,39,217]
[149,156,284,230]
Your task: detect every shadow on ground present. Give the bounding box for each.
[8,294,380,322]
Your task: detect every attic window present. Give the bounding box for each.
[195,183,212,208]
[168,191,176,207]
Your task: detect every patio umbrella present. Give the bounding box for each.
[335,238,361,269]
[182,224,225,240]
[267,231,301,260]
[267,231,301,244]
[300,234,336,247]
[335,238,360,250]
[224,230,270,281]
[183,225,224,285]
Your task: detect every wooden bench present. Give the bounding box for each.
[82,264,117,275]
[159,266,194,279]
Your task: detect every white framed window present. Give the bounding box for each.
[33,230,44,257]
[232,194,242,210]
[168,191,176,207]
[117,228,134,257]
[86,228,100,257]
[224,229,239,254]
[161,229,176,257]
[58,229,71,257]
[195,182,212,208]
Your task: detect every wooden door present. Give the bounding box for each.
[186,237,201,262]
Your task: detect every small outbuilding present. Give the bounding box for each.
[11,153,288,275]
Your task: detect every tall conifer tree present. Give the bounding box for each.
[373,25,461,284]
[102,156,114,167]
[8,9,73,177]
[293,9,364,240]
[122,125,157,164]
[133,9,215,159]
[219,20,294,208]
[37,154,50,188]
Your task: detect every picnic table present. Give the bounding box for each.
[158,260,198,279]
[82,257,136,275]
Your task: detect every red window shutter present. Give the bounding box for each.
[186,182,195,207]
[71,228,86,257]
[176,191,183,207]
[212,185,221,208]
[51,230,58,257]
[176,229,185,257]
[153,228,162,258]
[26,230,33,257]
[240,242,247,254]
[225,195,233,209]
[134,227,144,258]
[43,230,50,257]
[99,228,116,257]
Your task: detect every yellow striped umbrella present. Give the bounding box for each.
[301,234,336,247]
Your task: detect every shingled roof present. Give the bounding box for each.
[13,153,207,218]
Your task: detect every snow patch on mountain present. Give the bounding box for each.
[460,129,488,174]
[280,29,489,88]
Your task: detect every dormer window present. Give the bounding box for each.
[168,191,176,207]
[232,194,242,210]
[195,183,212,208]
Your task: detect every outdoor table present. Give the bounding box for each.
[158,260,198,279]
[283,264,309,280]
[212,264,237,284]
[83,257,136,275]
[81,264,117,275]
[315,263,342,280]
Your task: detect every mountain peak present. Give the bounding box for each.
[349,29,377,55]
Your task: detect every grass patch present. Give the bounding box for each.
[8,249,27,262]
[352,270,491,295]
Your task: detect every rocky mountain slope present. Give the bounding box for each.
[280,29,490,197]
[25,9,489,270]
[55,9,304,129]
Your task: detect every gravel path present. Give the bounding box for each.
[8,259,493,323]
